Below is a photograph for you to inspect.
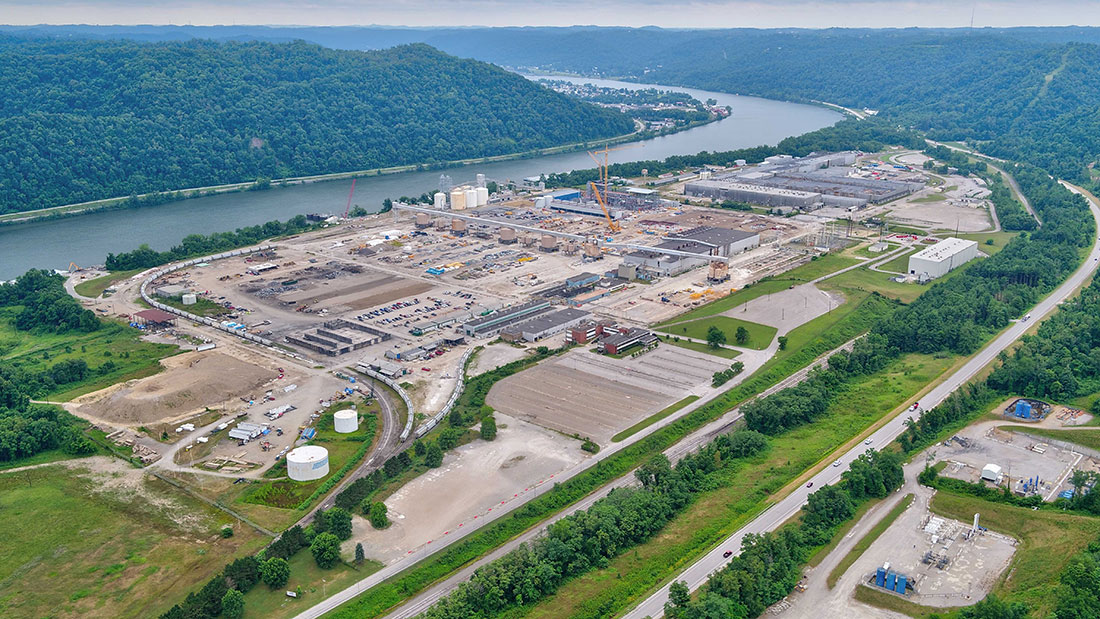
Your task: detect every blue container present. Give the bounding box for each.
[875,567,886,587]
[1015,400,1032,418]
[886,573,896,590]
[895,575,907,593]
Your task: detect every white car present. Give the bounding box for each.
[832,459,842,467]
[864,438,873,445]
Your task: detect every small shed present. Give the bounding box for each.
[981,463,1002,482]
[133,309,177,327]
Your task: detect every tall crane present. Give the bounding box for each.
[586,143,640,233]
[342,178,357,219]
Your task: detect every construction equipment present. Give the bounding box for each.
[586,143,640,233]
[67,262,82,272]
[342,178,357,219]
[587,181,621,233]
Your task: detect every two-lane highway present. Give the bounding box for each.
[624,185,1100,619]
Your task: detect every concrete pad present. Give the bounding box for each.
[720,283,844,335]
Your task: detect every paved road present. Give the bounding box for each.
[927,140,1040,228]
[623,185,1100,619]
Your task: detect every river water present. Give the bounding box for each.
[0,78,840,279]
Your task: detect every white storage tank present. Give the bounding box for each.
[181,293,198,306]
[433,192,447,209]
[286,445,329,481]
[334,409,358,434]
[476,186,489,206]
[465,189,478,210]
[450,188,466,210]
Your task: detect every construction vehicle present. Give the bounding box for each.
[342,178,357,219]
[586,143,640,234]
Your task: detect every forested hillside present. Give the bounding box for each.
[0,37,634,213]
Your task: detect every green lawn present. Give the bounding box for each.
[877,248,918,274]
[72,268,144,298]
[611,396,700,443]
[0,462,266,618]
[911,193,946,203]
[242,550,382,619]
[856,490,1100,618]
[159,295,228,317]
[517,352,956,619]
[958,230,1020,256]
[0,310,178,401]
[662,337,742,359]
[826,494,914,587]
[657,316,777,351]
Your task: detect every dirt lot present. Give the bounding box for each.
[347,414,587,564]
[486,346,727,444]
[70,350,278,426]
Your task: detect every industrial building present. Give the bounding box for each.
[462,300,552,338]
[501,308,591,342]
[285,319,391,356]
[568,321,619,344]
[598,327,658,355]
[622,226,760,277]
[907,238,979,279]
[684,180,822,208]
[155,284,190,298]
[566,272,600,288]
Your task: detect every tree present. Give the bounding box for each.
[260,557,290,589]
[223,556,260,593]
[959,595,1028,619]
[668,580,691,609]
[425,441,443,468]
[735,326,750,345]
[369,502,390,529]
[777,336,788,350]
[221,589,245,619]
[324,507,353,540]
[414,440,426,457]
[355,543,365,565]
[310,532,342,569]
[706,326,726,349]
[480,415,498,441]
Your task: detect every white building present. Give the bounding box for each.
[907,237,979,279]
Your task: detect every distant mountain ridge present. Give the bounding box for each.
[0,36,634,213]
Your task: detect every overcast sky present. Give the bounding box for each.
[6,1,1100,29]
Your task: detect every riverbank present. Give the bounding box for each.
[0,112,720,228]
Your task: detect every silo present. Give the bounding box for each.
[499,228,517,244]
[465,189,478,210]
[334,409,358,433]
[433,192,447,209]
[540,235,558,252]
[476,187,489,206]
[286,445,329,481]
[415,213,431,229]
[181,293,197,305]
[476,173,486,187]
[450,189,466,210]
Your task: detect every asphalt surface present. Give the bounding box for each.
[623,186,1100,619]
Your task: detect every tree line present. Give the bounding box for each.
[0,36,634,213]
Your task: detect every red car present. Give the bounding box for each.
[421,367,432,372]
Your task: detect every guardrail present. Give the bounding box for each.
[139,245,276,346]
[414,347,474,439]
[359,368,416,442]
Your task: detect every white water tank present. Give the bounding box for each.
[450,188,466,210]
[334,409,358,434]
[286,445,329,481]
[476,186,489,206]
[433,192,447,209]
[181,293,197,305]
[465,189,478,210]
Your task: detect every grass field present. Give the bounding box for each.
[657,316,777,350]
[662,337,742,359]
[611,396,700,443]
[656,253,860,327]
[877,248,918,274]
[0,460,266,618]
[855,490,1100,618]
[0,310,178,401]
[242,550,382,619]
[826,494,914,588]
[159,295,228,317]
[1002,426,1100,452]
[72,268,144,298]
[958,230,1019,257]
[513,352,956,619]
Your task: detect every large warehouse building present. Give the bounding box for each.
[907,237,979,279]
[622,226,760,277]
[683,180,822,208]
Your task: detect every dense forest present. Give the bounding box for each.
[0,37,634,213]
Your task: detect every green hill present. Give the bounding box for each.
[0,37,634,213]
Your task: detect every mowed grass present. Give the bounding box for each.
[1002,426,1100,452]
[826,494,914,588]
[611,396,700,443]
[0,462,266,618]
[877,248,918,274]
[514,352,956,619]
[857,490,1100,618]
[242,549,382,619]
[657,316,777,350]
[0,309,178,401]
[662,337,742,359]
[655,253,860,327]
[72,268,145,298]
[958,230,1020,256]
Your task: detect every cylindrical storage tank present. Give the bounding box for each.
[433,192,447,209]
[476,186,489,206]
[540,235,557,251]
[500,228,516,244]
[465,189,477,210]
[450,189,466,210]
[415,212,431,229]
[181,293,197,305]
[334,409,358,434]
[286,445,329,481]
[452,219,467,234]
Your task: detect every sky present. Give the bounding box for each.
[6,0,1100,29]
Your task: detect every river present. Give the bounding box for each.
[0,78,840,279]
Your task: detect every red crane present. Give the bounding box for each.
[343,178,357,219]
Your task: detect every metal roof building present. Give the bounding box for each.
[907,237,979,279]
